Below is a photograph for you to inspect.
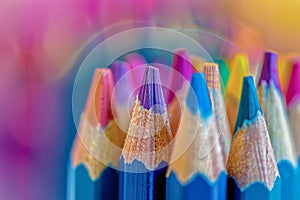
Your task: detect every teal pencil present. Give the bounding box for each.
[227,76,281,200]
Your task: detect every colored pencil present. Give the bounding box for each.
[167,48,193,103]
[257,51,298,199]
[166,73,227,200]
[286,59,300,156]
[204,62,231,162]
[68,69,125,200]
[214,59,230,95]
[119,65,173,200]
[124,52,147,87]
[227,76,281,200]
[225,53,250,133]
[277,54,292,94]
[286,58,300,157]
[111,60,135,132]
[167,49,193,136]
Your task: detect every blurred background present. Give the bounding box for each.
[0,0,299,199]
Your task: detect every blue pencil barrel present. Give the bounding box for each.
[68,162,119,200]
[119,157,168,200]
[166,171,227,200]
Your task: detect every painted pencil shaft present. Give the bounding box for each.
[119,66,173,200]
[166,73,226,200]
[227,76,280,200]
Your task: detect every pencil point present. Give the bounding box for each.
[97,69,114,127]
[286,59,300,105]
[125,53,146,69]
[186,73,212,119]
[138,65,166,113]
[204,62,221,89]
[258,52,281,90]
[234,76,262,133]
[214,59,230,88]
[110,60,130,84]
[167,49,193,104]
[172,49,193,81]
[226,53,249,99]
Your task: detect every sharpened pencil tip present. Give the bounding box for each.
[258,51,281,89]
[186,73,212,118]
[234,76,262,133]
[172,49,193,81]
[110,61,130,84]
[226,53,249,100]
[138,65,166,113]
[286,59,300,105]
[204,62,221,89]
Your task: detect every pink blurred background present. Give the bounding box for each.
[0,0,299,199]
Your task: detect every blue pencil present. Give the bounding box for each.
[166,73,227,200]
[119,65,173,200]
[227,76,281,200]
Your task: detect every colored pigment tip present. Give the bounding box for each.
[172,49,193,81]
[138,65,166,114]
[167,49,193,104]
[186,73,212,119]
[204,62,221,89]
[85,69,114,127]
[234,76,262,133]
[111,60,131,84]
[214,59,230,90]
[226,53,250,100]
[258,51,281,90]
[286,59,300,105]
[226,53,250,132]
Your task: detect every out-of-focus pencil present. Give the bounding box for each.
[204,62,231,162]
[277,54,292,94]
[286,58,300,197]
[166,73,227,200]
[124,52,147,87]
[286,59,300,157]
[111,60,135,132]
[119,65,173,200]
[68,69,124,200]
[226,53,249,133]
[214,59,230,95]
[167,48,193,103]
[257,51,297,199]
[227,76,281,200]
[167,49,193,136]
